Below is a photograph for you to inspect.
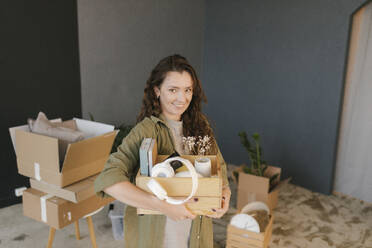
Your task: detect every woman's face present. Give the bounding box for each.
[154,71,193,121]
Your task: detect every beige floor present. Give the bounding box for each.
[214,183,372,248]
[1,168,372,248]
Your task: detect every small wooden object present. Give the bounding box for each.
[226,215,274,248]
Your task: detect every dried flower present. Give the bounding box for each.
[183,135,212,155]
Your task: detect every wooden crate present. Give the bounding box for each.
[136,154,222,215]
[226,215,274,248]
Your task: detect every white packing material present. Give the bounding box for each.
[73,118,114,139]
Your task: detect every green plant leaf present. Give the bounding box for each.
[269,173,280,191]
[111,123,133,153]
[238,131,272,178]
[88,112,95,121]
[252,133,260,142]
[233,171,239,184]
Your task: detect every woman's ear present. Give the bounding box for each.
[154,86,160,98]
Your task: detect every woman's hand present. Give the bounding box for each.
[159,198,198,221]
[207,186,231,218]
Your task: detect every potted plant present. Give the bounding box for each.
[234,132,281,211]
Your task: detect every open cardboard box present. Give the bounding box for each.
[226,214,274,248]
[235,165,288,211]
[9,118,117,187]
[22,188,114,229]
[29,174,98,203]
[136,151,222,215]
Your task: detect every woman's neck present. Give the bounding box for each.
[161,112,181,121]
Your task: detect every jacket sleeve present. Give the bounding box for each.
[94,119,155,198]
[215,142,229,188]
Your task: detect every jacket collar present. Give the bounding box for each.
[150,114,167,125]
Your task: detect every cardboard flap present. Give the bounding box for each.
[264,166,281,184]
[61,130,117,172]
[9,118,62,152]
[271,177,291,192]
[73,118,115,139]
[9,124,29,152]
[15,130,60,171]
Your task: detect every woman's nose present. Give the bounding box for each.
[177,91,187,102]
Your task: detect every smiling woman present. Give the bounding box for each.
[154,71,193,121]
[94,54,231,248]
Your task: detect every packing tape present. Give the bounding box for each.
[151,163,175,178]
[40,194,53,223]
[34,163,41,181]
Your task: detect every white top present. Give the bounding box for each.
[163,118,191,248]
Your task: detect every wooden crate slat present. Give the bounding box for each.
[227,224,264,241]
[137,196,220,215]
[226,215,273,248]
[227,239,263,248]
[228,233,264,247]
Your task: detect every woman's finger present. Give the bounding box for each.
[184,205,196,219]
[186,197,199,204]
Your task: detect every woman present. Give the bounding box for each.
[95,54,231,248]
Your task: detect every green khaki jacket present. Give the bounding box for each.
[94,115,229,248]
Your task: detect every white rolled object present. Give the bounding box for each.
[147,157,198,205]
[194,157,211,177]
[230,213,260,233]
[151,162,175,178]
[175,171,203,178]
[241,201,270,215]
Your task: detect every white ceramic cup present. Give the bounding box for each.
[194,157,211,177]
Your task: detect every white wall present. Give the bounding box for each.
[334,3,372,202]
[77,0,205,125]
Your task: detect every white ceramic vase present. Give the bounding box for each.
[194,157,211,177]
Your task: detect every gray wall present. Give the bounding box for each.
[77,0,205,126]
[203,0,366,194]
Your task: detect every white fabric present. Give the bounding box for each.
[151,162,175,178]
[165,118,186,155]
[334,4,372,203]
[163,118,192,248]
[163,218,192,248]
[230,214,260,233]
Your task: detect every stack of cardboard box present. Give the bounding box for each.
[9,117,117,229]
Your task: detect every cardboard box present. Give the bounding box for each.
[136,154,222,215]
[22,188,114,229]
[9,118,117,187]
[226,215,274,248]
[30,174,98,203]
[236,166,281,211]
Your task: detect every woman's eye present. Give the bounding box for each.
[186,88,192,93]
[169,89,177,93]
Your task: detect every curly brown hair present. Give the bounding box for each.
[137,54,217,154]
